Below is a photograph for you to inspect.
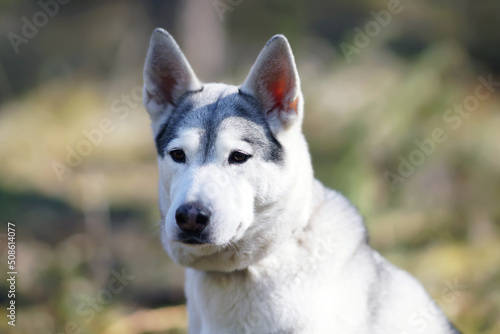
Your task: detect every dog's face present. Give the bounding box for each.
[143,29,312,271]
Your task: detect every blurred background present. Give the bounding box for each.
[0,0,499,333]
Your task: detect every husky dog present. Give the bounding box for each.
[143,28,460,334]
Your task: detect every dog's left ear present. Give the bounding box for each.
[143,28,201,123]
[241,35,302,132]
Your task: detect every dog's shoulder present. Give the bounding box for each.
[307,180,369,251]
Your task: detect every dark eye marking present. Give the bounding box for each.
[169,149,186,163]
[229,151,251,164]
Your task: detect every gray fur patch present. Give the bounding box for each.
[154,84,284,164]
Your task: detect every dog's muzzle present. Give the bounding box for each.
[175,202,211,244]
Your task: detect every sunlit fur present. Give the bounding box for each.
[143,29,459,334]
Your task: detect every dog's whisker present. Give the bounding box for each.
[148,219,164,242]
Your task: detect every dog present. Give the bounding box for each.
[142,28,460,334]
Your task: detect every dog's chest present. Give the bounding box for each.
[186,267,317,333]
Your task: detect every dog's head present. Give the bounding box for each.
[143,29,314,271]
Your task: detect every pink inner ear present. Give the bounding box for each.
[265,69,288,110]
[270,77,286,104]
[157,72,177,105]
[265,73,298,115]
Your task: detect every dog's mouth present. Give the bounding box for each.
[176,233,211,245]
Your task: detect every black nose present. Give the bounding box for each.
[175,202,211,234]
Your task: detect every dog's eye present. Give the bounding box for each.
[169,149,186,163]
[229,151,251,164]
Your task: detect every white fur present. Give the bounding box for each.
[143,29,457,334]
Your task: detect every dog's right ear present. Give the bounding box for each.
[240,34,302,133]
[143,28,201,122]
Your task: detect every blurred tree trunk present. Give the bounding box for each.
[178,0,226,81]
